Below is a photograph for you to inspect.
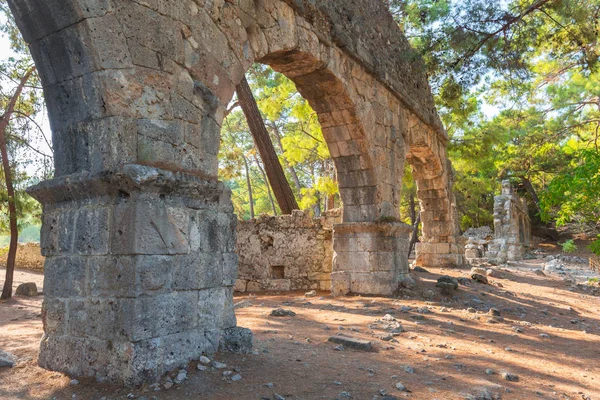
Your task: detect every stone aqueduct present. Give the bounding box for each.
[8,0,463,385]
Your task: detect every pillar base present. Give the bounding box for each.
[331,222,411,296]
[415,240,464,268]
[29,165,251,386]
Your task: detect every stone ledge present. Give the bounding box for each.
[27,164,230,207]
[333,221,412,236]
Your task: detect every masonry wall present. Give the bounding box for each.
[1,243,45,270]
[235,210,341,293]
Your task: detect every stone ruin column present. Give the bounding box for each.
[487,180,531,263]
[331,221,412,296]
[329,110,413,296]
[413,160,464,268]
[9,0,251,385]
[28,166,251,386]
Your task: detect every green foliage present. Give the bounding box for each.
[540,150,600,226]
[0,5,52,236]
[219,65,337,219]
[560,239,577,253]
[588,236,600,256]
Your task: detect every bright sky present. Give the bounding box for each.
[0,22,53,180]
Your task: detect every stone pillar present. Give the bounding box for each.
[28,165,251,386]
[331,222,412,296]
[413,161,464,268]
[487,180,531,264]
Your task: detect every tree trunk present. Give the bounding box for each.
[254,153,277,215]
[242,154,254,219]
[0,66,35,300]
[408,213,421,259]
[236,76,299,214]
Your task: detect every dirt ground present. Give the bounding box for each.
[1,261,599,400]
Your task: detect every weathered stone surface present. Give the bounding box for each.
[236,210,339,292]
[0,350,17,368]
[487,180,532,264]
[15,282,38,296]
[328,335,374,351]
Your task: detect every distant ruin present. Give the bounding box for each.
[464,180,531,265]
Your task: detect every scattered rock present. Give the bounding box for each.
[488,308,500,317]
[270,308,296,317]
[274,394,286,400]
[199,356,211,365]
[234,300,253,309]
[501,371,519,381]
[471,267,487,276]
[0,350,17,368]
[400,276,416,289]
[15,282,38,297]
[69,379,80,386]
[337,391,351,399]
[231,373,242,381]
[539,333,550,338]
[395,382,409,392]
[328,335,374,352]
[486,269,500,278]
[437,275,459,289]
[174,369,187,383]
[403,365,414,374]
[533,269,546,276]
[471,273,488,284]
[304,290,317,297]
[212,361,227,369]
[382,314,396,321]
[467,307,477,313]
[422,289,436,300]
[485,368,494,375]
[457,277,471,286]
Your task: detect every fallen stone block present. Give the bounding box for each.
[328,335,374,351]
[15,282,38,297]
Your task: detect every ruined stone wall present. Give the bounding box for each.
[235,210,341,293]
[0,243,45,270]
[487,180,532,263]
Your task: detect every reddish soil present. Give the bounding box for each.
[1,263,599,400]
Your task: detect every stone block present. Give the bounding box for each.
[331,271,351,296]
[68,297,122,340]
[197,287,226,332]
[267,279,292,291]
[137,255,173,293]
[44,256,88,297]
[74,207,110,255]
[219,327,253,354]
[88,256,136,298]
[172,252,223,291]
[112,201,190,255]
[350,271,397,295]
[120,294,178,341]
[41,298,67,335]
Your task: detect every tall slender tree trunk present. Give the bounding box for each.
[269,121,302,194]
[408,213,421,259]
[254,153,277,215]
[236,76,299,214]
[242,154,255,219]
[0,66,35,300]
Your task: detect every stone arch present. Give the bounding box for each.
[8,0,462,385]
